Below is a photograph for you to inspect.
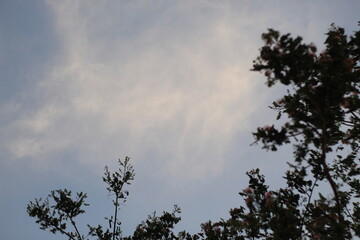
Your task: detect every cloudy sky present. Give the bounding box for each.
[1,0,359,239]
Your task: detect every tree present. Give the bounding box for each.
[28,23,360,239]
[198,23,360,239]
[27,157,135,240]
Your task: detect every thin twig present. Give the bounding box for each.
[70,217,83,240]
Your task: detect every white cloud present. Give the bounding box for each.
[6,0,359,180]
[1,1,269,180]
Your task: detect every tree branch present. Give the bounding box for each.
[112,193,120,240]
[70,217,83,240]
[320,129,344,225]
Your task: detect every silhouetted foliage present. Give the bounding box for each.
[28,157,135,240]
[28,23,360,240]
[197,23,360,240]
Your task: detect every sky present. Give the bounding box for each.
[0,1,359,239]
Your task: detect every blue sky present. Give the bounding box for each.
[0,1,359,239]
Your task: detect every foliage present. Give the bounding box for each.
[27,189,88,239]
[198,23,360,240]
[28,23,360,239]
[126,205,184,240]
[28,157,135,240]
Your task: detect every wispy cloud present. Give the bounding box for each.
[2,0,359,181]
[2,1,267,180]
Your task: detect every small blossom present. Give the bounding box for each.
[240,220,249,227]
[245,197,253,206]
[313,234,321,240]
[244,187,253,194]
[310,52,317,58]
[264,191,273,206]
[320,51,332,63]
[334,34,342,41]
[344,58,355,72]
[263,125,272,131]
[341,98,351,108]
[265,198,272,206]
[276,98,284,105]
[265,191,272,198]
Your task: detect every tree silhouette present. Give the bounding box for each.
[198,23,360,240]
[28,23,360,240]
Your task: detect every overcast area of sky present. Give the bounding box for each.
[0,0,359,239]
